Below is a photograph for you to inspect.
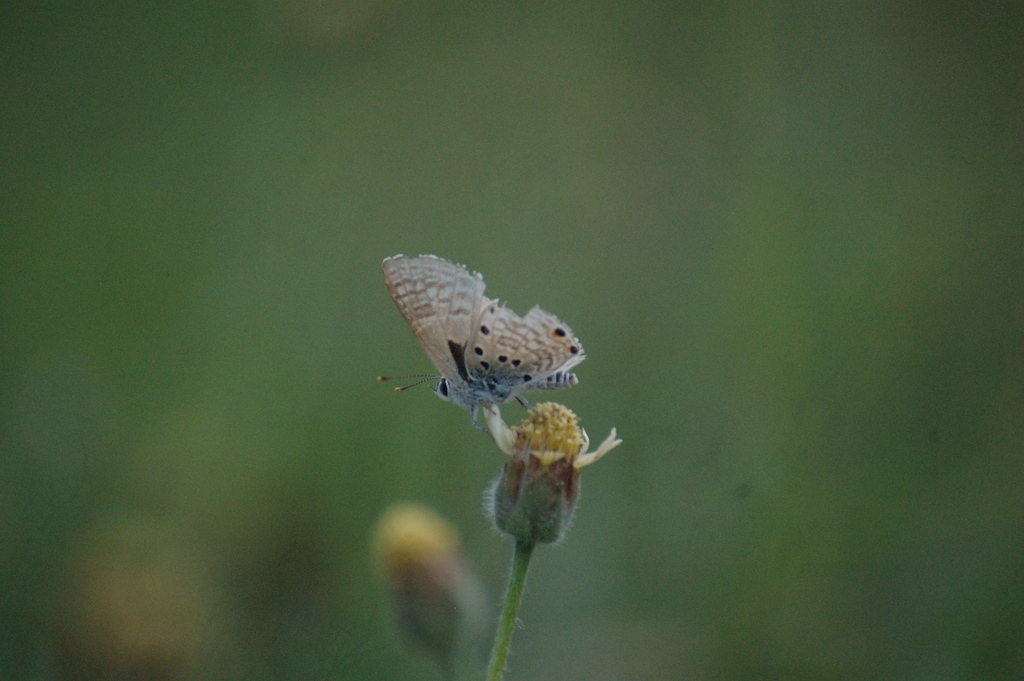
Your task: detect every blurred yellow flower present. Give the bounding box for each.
[371,502,489,668]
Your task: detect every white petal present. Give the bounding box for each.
[574,428,621,469]
[484,404,515,456]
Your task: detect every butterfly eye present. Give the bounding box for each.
[437,379,449,397]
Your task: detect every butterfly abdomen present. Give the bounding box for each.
[527,370,579,391]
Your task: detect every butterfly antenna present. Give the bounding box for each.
[377,374,438,392]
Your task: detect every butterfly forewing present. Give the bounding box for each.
[382,254,485,379]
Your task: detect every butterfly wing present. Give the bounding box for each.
[464,302,585,394]
[382,254,486,380]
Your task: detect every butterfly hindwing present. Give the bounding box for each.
[464,302,584,392]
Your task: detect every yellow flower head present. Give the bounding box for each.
[485,402,621,469]
[485,403,622,545]
[515,402,584,465]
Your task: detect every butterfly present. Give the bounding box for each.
[382,254,585,426]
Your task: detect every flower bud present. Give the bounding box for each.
[485,403,621,546]
[371,502,489,668]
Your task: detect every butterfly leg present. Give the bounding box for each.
[515,395,531,410]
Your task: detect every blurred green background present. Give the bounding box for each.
[2,1,1022,679]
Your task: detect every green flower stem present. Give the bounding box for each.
[485,540,535,681]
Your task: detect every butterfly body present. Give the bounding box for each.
[382,254,584,423]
